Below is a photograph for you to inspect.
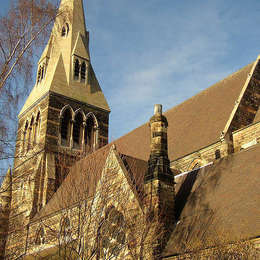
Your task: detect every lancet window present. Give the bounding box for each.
[73,112,84,149]
[81,61,86,82]
[60,108,72,147]
[27,117,34,151]
[73,58,87,82]
[22,121,29,152]
[37,64,46,84]
[60,106,99,151]
[34,112,41,144]
[74,59,80,80]
[85,115,95,152]
[61,23,69,37]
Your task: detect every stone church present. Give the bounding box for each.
[0,0,259,259]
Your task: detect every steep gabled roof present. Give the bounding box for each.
[114,62,254,161]
[33,146,110,220]
[33,145,147,221]
[163,143,260,257]
[19,0,110,116]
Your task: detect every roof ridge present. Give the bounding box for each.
[113,62,254,143]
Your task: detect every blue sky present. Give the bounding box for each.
[2,0,260,141]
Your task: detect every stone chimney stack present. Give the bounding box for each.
[145,104,173,183]
[144,105,175,258]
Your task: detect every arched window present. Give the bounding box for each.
[35,227,45,245]
[215,149,221,159]
[37,66,42,83]
[98,207,125,259]
[27,117,34,151]
[73,112,83,149]
[61,26,66,37]
[60,109,72,147]
[41,65,44,80]
[60,217,71,244]
[34,112,41,144]
[81,62,86,82]
[74,59,80,80]
[61,23,69,37]
[22,121,29,152]
[85,115,95,152]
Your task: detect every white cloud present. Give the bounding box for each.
[86,0,260,139]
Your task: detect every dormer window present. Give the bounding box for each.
[73,58,87,82]
[81,62,86,82]
[74,59,80,80]
[37,67,42,83]
[61,26,66,37]
[37,64,46,84]
[61,23,69,37]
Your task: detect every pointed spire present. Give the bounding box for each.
[19,0,110,116]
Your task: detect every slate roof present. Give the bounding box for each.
[33,146,148,221]
[114,63,254,162]
[33,146,110,220]
[163,143,260,257]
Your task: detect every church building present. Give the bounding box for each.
[0,0,259,259]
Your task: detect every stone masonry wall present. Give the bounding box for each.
[233,121,260,152]
[170,141,229,173]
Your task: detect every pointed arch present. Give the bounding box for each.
[74,59,80,80]
[80,61,86,82]
[34,111,41,144]
[61,26,66,37]
[188,157,208,171]
[27,116,34,151]
[73,111,84,149]
[60,106,73,147]
[84,112,99,152]
[59,104,74,119]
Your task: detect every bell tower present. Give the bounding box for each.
[4,0,110,256]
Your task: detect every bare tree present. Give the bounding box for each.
[0,0,67,179]
[25,147,167,260]
[177,225,259,260]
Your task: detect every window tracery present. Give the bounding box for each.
[98,207,126,259]
[59,106,99,151]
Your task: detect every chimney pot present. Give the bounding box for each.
[154,104,162,115]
